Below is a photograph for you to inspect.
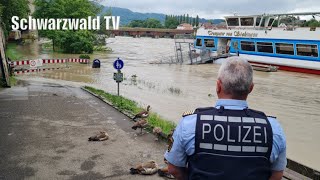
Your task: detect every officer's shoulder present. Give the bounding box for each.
[266,116,285,139]
[267,115,277,119]
[248,108,266,115]
[196,107,215,111]
[181,107,214,117]
[248,109,278,121]
[182,109,196,117]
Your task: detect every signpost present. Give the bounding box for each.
[30,59,43,69]
[113,58,124,96]
[30,59,43,72]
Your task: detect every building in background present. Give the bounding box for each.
[177,23,193,30]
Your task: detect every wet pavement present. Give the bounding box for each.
[0,80,167,179]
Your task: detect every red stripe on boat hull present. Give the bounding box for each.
[248,61,320,75]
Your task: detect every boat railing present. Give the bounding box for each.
[174,34,194,43]
[150,51,192,64]
[214,25,320,32]
[174,34,194,39]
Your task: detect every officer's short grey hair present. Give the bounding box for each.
[218,57,253,96]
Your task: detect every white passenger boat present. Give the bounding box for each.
[194,12,320,75]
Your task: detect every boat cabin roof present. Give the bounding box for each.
[225,15,277,29]
[225,12,320,29]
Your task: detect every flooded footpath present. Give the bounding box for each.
[18,36,320,170]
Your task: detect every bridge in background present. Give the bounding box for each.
[110,27,195,38]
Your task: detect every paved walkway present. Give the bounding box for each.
[0,80,168,180]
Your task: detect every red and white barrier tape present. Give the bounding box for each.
[13,67,65,75]
[10,58,89,66]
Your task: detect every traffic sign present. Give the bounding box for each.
[30,59,43,69]
[113,58,124,70]
[113,72,124,83]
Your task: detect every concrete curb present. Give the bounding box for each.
[81,87,169,140]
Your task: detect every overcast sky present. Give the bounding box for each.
[101,0,320,19]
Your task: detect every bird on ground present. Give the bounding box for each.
[132,119,148,134]
[133,105,151,120]
[153,127,162,141]
[130,160,158,175]
[88,131,109,141]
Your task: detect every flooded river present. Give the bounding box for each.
[19,37,320,170]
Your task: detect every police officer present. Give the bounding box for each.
[164,57,286,180]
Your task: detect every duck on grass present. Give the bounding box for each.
[84,86,176,136]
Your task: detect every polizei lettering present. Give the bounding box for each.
[202,123,267,144]
[198,114,270,154]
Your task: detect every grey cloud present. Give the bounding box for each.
[103,0,320,18]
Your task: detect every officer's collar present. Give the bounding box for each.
[215,99,248,110]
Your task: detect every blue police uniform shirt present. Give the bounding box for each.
[165,99,287,171]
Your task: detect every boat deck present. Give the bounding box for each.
[190,54,235,64]
[250,63,278,72]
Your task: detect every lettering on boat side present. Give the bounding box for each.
[208,31,226,36]
[234,31,258,38]
[208,31,258,38]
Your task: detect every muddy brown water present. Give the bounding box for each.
[19,37,320,170]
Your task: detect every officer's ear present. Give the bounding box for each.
[216,79,222,94]
[249,83,254,94]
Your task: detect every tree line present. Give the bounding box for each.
[128,14,200,29]
[0,0,30,36]
[33,0,104,54]
[302,19,320,27]
[165,14,199,27]
[128,19,163,29]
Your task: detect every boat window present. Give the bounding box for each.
[241,41,255,51]
[204,39,215,48]
[257,42,273,53]
[227,18,239,26]
[196,38,202,46]
[268,18,274,26]
[240,18,254,26]
[256,17,261,26]
[260,17,266,27]
[296,44,318,57]
[275,43,294,55]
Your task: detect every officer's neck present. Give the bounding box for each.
[217,93,248,101]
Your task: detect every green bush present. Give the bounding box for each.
[79,54,91,59]
[6,43,23,61]
[9,76,17,86]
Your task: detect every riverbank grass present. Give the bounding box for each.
[6,43,23,61]
[84,86,176,135]
[10,76,18,86]
[0,76,17,88]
